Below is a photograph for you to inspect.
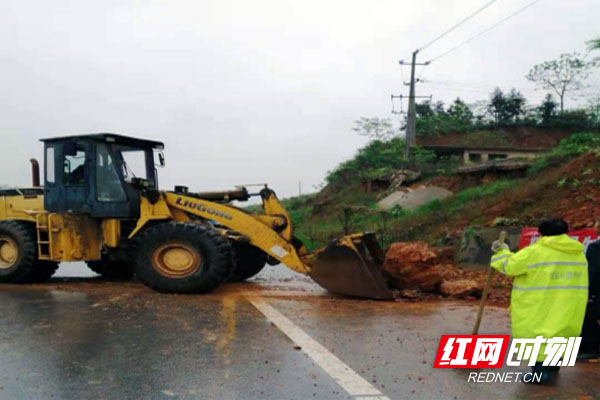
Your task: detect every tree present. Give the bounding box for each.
[505,89,526,122]
[538,94,558,124]
[487,88,510,124]
[589,38,600,62]
[526,52,596,112]
[432,101,445,114]
[588,37,600,51]
[586,93,600,127]
[352,117,396,140]
[415,100,434,118]
[447,98,473,124]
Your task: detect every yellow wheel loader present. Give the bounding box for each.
[0,134,393,299]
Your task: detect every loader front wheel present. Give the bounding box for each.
[229,244,267,281]
[135,223,235,293]
[0,221,36,283]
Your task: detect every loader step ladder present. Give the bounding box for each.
[36,214,56,260]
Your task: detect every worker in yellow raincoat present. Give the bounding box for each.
[490,218,588,384]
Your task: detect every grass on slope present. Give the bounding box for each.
[254,132,600,251]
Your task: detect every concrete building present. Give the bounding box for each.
[416,127,574,164]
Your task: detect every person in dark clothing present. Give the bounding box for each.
[579,218,600,359]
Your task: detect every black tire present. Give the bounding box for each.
[0,221,37,283]
[135,222,235,293]
[86,260,135,280]
[229,244,267,281]
[87,242,136,280]
[27,261,60,282]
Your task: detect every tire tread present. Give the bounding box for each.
[135,222,235,293]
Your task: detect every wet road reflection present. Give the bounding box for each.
[0,263,597,399]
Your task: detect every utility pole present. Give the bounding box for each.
[406,50,418,150]
[397,50,430,160]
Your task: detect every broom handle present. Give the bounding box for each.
[472,231,506,335]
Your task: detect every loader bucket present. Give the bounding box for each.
[309,233,394,300]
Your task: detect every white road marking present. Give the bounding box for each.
[247,296,391,400]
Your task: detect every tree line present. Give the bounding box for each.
[354,37,600,140]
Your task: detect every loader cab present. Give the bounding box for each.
[41,134,164,219]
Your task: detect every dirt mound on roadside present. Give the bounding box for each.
[383,242,443,292]
[383,241,512,306]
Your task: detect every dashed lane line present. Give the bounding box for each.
[247,296,391,400]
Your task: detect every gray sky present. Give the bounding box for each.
[1,0,598,198]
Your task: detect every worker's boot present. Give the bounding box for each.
[528,363,559,385]
[576,351,600,360]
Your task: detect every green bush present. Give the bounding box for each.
[551,132,600,155]
[412,146,437,163]
[385,180,515,221]
[289,206,312,227]
[448,180,515,214]
[529,132,600,174]
[415,199,443,215]
[325,139,459,186]
[550,110,593,129]
[326,137,408,185]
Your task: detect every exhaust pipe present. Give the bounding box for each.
[30,159,40,187]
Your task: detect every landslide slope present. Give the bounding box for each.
[283,133,600,250]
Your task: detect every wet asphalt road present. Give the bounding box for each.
[0,263,598,400]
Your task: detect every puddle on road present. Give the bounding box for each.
[217,295,237,380]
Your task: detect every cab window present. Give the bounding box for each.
[121,150,147,181]
[96,144,127,202]
[45,146,55,184]
[64,146,86,186]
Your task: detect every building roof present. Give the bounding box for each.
[416,127,574,151]
[41,133,164,149]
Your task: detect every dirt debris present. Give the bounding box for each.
[439,279,482,298]
[383,242,443,292]
[384,241,512,306]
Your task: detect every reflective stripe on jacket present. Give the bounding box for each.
[490,234,588,360]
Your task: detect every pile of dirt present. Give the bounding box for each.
[383,242,443,292]
[476,153,600,229]
[383,241,512,306]
[422,173,496,193]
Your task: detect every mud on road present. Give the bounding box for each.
[0,264,597,400]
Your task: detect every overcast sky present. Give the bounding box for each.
[1,0,598,198]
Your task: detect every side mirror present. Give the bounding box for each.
[157,152,165,167]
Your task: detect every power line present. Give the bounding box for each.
[416,64,428,82]
[421,81,547,94]
[419,0,498,52]
[420,84,548,98]
[424,78,542,93]
[430,0,543,62]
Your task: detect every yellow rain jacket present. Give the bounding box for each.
[491,234,588,360]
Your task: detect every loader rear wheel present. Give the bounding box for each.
[229,244,267,281]
[135,223,235,293]
[0,221,36,283]
[27,261,60,282]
